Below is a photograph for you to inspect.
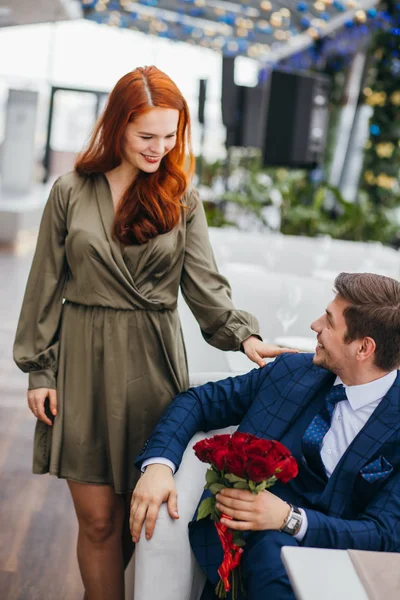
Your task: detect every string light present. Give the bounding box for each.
[81,0,386,60]
[270,12,282,27]
[306,26,319,39]
[260,1,272,11]
[354,10,367,24]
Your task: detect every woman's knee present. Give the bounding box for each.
[79,513,120,544]
[68,481,125,544]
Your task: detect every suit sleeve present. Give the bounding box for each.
[135,358,280,470]
[303,469,400,552]
[180,189,261,351]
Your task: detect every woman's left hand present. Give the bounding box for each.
[241,336,298,368]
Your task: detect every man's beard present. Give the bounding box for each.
[313,349,335,372]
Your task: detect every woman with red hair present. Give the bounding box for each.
[14,66,292,598]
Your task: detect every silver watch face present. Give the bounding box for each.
[287,516,299,531]
[284,509,302,535]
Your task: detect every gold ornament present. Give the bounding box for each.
[366,91,387,107]
[390,91,400,106]
[376,174,396,189]
[375,143,395,158]
[364,171,375,185]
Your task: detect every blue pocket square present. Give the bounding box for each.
[360,456,393,483]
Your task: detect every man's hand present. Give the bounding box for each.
[130,464,178,543]
[215,488,290,531]
[242,336,298,368]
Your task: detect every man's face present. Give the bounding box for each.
[311,295,360,375]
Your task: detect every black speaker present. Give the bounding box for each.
[198,79,207,125]
[223,80,267,148]
[261,70,330,169]
[221,57,238,129]
[238,85,269,148]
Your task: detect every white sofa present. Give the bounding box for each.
[132,426,237,600]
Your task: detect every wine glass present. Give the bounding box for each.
[276,283,303,334]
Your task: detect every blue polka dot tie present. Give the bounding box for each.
[302,384,348,477]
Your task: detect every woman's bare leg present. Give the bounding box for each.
[68,481,126,600]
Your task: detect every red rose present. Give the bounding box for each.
[271,440,293,457]
[231,432,258,446]
[246,457,276,482]
[210,447,230,471]
[275,456,298,483]
[212,434,232,448]
[245,439,274,458]
[193,439,215,463]
[225,452,247,478]
[230,432,250,453]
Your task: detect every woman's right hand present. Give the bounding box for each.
[27,388,57,426]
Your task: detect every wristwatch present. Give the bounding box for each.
[280,504,303,536]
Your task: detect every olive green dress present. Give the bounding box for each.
[13,171,260,493]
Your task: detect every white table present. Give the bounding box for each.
[281,547,369,600]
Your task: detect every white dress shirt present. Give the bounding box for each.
[141,370,397,542]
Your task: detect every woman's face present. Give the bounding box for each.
[121,107,179,174]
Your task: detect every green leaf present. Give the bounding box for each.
[224,473,247,484]
[205,468,220,485]
[255,481,267,493]
[234,538,246,547]
[232,530,246,547]
[196,496,215,521]
[265,476,277,489]
[209,483,225,495]
[249,480,257,493]
[233,481,250,490]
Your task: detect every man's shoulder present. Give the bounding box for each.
[264,352,330,382]
[274,352,316,372]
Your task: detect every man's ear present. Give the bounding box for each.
[356,336,376,362]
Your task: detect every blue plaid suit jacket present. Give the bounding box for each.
[135,353,400,559]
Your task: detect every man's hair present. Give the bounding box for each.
[334,272,400,371]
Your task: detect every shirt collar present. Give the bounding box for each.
[334,371,398,411]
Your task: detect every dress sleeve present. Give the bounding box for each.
[13,178,69,390]
[180,189,261,351]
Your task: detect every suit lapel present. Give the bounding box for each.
[258,361,335,440]
[320,371,400,516]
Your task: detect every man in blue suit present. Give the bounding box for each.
[131,272,400,599]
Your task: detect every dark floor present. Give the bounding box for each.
[0,242,84,600]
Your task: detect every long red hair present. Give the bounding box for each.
[75,66,195,245]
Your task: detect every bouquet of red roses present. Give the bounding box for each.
[193,431,298,599]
